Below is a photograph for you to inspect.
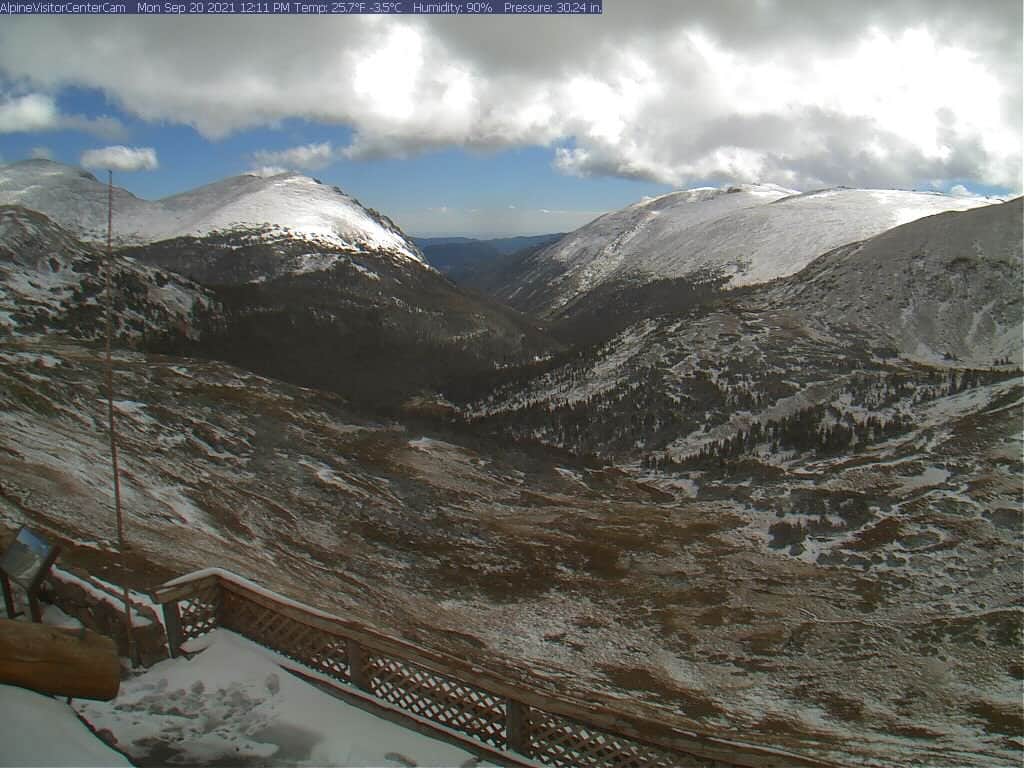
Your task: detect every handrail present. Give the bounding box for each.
[153,568,841,768]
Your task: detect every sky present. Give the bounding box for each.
[0,1,1020,237]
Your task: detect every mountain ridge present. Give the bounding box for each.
[0,191,559,409]
[769,197,1024,364]
[0,159,423,265]
[484,182,1002,321]
[457,198,1023,461]
[0,204,219,344]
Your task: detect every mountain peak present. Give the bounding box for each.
[0,160,423,264]
[5,158,101,184]
[487,182,1002,318]
[638,182,799,209]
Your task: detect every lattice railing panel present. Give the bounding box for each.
[220,591,350,683]
[529,710,717,768]
[161,575,770,768]
[368,655,506,748]
[177,583,220,642]
[305,637,351,681]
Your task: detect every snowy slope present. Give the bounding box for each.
[0,160,150,245]
[504,183,795,312]
[0,205,218,341]
[771,197,1024,365]
[2,335,1021,768]
[151,173,421,260]
[472,202,1023,447]
[505,184,1001,317]
[0,160,423,264]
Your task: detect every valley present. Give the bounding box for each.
[0,160,1020,767]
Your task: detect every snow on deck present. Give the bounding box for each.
[0,685,132,767]
[74,628,496,767]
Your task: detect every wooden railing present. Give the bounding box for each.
[153,569,839,768]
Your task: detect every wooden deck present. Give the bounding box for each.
[153,569,842,768]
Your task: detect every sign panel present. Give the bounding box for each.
[0,527,57,590]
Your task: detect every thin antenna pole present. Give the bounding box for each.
[104,169,135,665]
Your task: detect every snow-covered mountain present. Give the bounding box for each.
[464,197,1023,458]
[491,183,1001,319]
[0,161,557,406]
[771,197,1024,365]
[0,159,423,264]
[0,205,218,343]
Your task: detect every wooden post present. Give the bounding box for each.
[28,544,60,624]
[27,593,42,623]
[347,638,371,692]
[1,573,17,620]
[162,601,182,658]
[213,582,224,626]
[507,699,531,757]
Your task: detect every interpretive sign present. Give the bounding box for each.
[0,526,60,622]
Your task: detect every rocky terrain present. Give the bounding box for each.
[0,205,219,345]
[1,331,1019,767]
[461,200,1022,455]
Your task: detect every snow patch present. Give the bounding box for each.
[0,685,132,767]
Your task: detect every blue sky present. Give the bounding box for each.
[0,86,675,236]
[0,6,1019,237]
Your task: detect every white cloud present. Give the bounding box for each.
[80,145,158,172]
[247,165,289,178]
[0,93,57,132]
[0,2,1018,191]
[29,146,54,160]
[0,92,125,139]
[948,184,975,197]
[251,142,335,170]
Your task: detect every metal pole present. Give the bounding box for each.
[104,170,135,665]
